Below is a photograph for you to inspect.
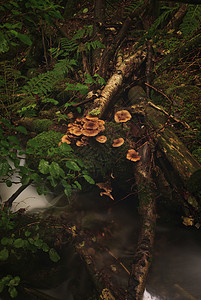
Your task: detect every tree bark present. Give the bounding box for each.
[127,142,157,300]
[87,49,147,118]
[128,86,201,185]
[167,3,188,30]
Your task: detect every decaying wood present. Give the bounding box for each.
[128,86,201,184]
[126,139,157,299]
[88,49,147,118]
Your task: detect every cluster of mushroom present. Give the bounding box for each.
[59,109,141,162]
[59,115,107,147]
[113,109,141,162]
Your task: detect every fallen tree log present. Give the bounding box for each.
[128,86,201,188]
[127,142,157,300]
[87,48,147,118]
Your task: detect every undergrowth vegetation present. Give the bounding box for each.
[0,0,201,297]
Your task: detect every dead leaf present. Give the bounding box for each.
[100,191,114,200]
[182,216,194,226]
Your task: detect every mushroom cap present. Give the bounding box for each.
[76,140,88,146]
[95,135,107,143]
[85,115,99,121]
[61,135,71,144]
[83,120,99,130]
[126,149,141,162]
[68,125,82,136]
[73,127,83,136]
[112,138,124,147]
[75,117,83,124]
[82,128,100,136]
[114,110,132,123]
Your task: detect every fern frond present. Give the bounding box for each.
[84,40,105,52]
[21,58,76,98]
[180,5,201,36]
[21,71,56,96]
[60,38,78,53]
[124,0,144,16]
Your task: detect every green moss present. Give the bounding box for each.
[33,119,53,133]
[27,130,63,156]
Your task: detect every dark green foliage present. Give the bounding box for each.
[0,207,60,298]
[0,0,63,54]
[180,5,201,36]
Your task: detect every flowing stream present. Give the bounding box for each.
[1,169,201,300]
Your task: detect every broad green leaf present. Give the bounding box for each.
[30,173,41,183]
[10,30,32,46]
[8,286,18,298]
[25,231,31,237]
[36,185,47,195]
[38,159,49,174]
[0,248,9,261]
[33,239,43,248]
[1,237,12,245]
[49,248,60,262]
[21,175,30,185]
[6,180,12,187]
[47,175,57,187]
[74,180,82,190]
[49,162,65,178]
[64,184,72,197]
[0,160,10,176]
[83,175,95,184]
[42,242,49,252]
[13,238,25,248]
[83,8,88,13]
[65,161,80,171]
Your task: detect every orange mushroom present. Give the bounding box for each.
[76,139,88,146]
[114,110,132,123]
[85,115,99,121]
[82,128,100,136]
[126,149,141,162]
[68,125,82,136]
[83,121,99,130]
[59,134,71,146]
[112,138,124,147]
[96,135,107,143]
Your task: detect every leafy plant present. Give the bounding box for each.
[0,206,60,298]
[0,275,20,298]
[0,0,63,54]
[26,132,95,197]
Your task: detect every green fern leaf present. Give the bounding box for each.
[180,5,201,36]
